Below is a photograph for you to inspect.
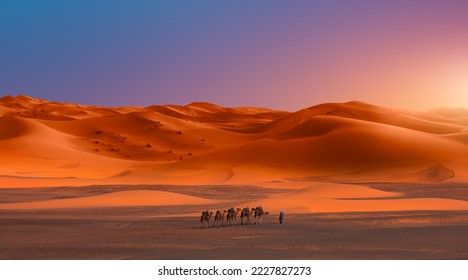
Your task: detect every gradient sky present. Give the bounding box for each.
[1,0,468,111]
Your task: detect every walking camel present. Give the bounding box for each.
[221,209,228,226]
[233,207,241,225]
[200,211,213,229]
[253,206,269,225]
[213,210,223,228]
[226,207,241,226]
[240,207,253,225]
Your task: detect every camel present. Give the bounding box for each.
[252,207,259,224]
[251,207,257,223]
[221,210,228,226]
[200,211,213,229]
[253,206,269,225]
[240,207,252,225]
[232,207,241,225]
[226,207,241,226]
[226,208,234,225]
[213,210,223,228]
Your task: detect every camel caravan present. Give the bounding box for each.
[200,206,269,229]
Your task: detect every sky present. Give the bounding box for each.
[1,0,468,111]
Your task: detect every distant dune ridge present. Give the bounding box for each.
[0,94,467,187]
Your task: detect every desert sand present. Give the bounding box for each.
[1,183,468,259]
[1,95,468,259]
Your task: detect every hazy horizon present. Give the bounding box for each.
[4,90,468,112]
[4,93,468,114]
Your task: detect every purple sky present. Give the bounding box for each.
[1,1,468,110]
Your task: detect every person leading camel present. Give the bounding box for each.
[279,209,285,224]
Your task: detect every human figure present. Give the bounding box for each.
[279,209,285,224]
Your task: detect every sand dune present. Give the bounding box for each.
[411,164,455,182]
[257,196,468,213]
[1,94,468,187]
[428,107,468,126]
[0,190,219,209]
[0,105,12,116]
[174,116,468,182]
[0,114,134,179]
[259,101,467,136]
[146,101,286,128]
[248,183,468,213]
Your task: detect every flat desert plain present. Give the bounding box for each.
[1,95,468,259]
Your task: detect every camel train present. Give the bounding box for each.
[200,206,269,229]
